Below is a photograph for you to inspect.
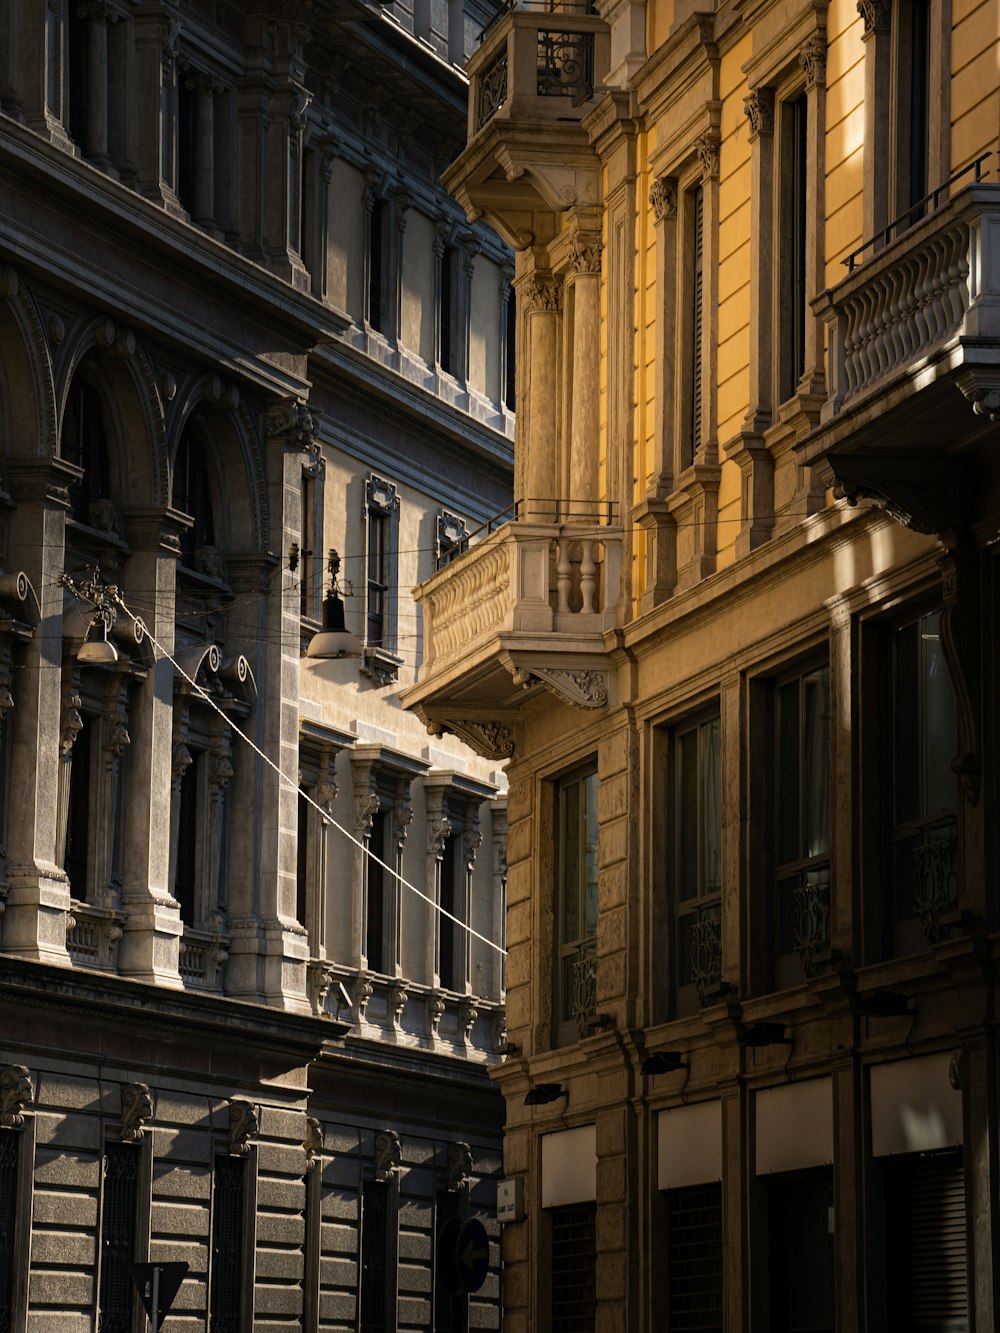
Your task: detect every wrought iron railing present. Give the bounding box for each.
[689,904,722,1006]
[913,825,959,945]
[536,27,594,101]
[476,48,509,129]
[570,943,597,1037]
[792,872,831,977]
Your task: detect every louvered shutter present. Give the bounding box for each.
[890,1151,968,1332]
[690,185,704,468]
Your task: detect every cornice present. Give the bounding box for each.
[632,11,719,123]
[0,957,350,1054]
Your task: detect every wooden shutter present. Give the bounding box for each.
[889,1151,968,1331]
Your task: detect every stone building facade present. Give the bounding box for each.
[0,0,512,1328]
[406,0,1000,1329]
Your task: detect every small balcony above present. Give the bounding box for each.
[798,171,1000,535]
[401,503,622,759]
[444,2,610,248]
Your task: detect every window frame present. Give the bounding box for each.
[362,475,402,684]
[553,764,599,1047]
[670,711,722,1016]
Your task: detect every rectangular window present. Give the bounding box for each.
[773,664,830,989]
[366,811,387,975]
[174,753,200,926]
[768,1173,835,1333]
[439,245,455,375]
[438,834,463,993]
[0,1130,20,1329]
[555,769,599,1046]
[779,94,808,402]
[67,6,89,150]
[367,200,386,333]
[177,75,197,216]
[65,714,93,897]
[889,608,957,955]
[551,1202,596,1333]
[884,1150,967,1331]
[902,0,931,221]
[504,288,517,411]
[99,1142,140,1331]
[300,468,317,620]
[684,184,704,470]
[366,510,388,648]
[210,1155,246,1333]
[359,1179,393,1333]
[666,1183,723,1333]
[296,789,309,935]
[673,716,722,1014]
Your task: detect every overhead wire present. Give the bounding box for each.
[102,583,507,959]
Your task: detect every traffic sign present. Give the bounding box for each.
[455,1218,490,1293]
[130,1261,188,1330]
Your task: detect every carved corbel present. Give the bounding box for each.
[0,1065,33,1127]
[227,1098,259,1156]
[523,665,609,709]
[799,36,827,89]
[374,1129,401,1182]
[446,1141,473,1193]
[857,0,890,35]
[695,130,720,182]
[121,1082,153,1142]
[443,719,515,761]
[460,997,479,1043]
[304,1116,323,1170]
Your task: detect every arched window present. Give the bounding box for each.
[174,416,217,567]
[61,363,112,526]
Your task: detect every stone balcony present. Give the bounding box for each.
[445,2,610,248]
[798,178,1000,533]
[402,511,622,758]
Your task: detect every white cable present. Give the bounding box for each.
[110,591,507,958]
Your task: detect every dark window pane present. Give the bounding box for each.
[583,773,599,939]
[921,611,957,820]
[769,1174,835,1333]
[367,812,386,975]
[700,717,722,892]
[0,1131,19,1327]
[893,621,920,825]
[802,666,830,859]
[676,728,698,900]
[210,1156,245,1333]
[175,758,198,925]
[885,1150,967,1333]
[360,1180,390,1333]
[65,717,92,896]
[296,791,309,933]
[777,680,800,865]
[552,1203,596,1333]
[666,1183,723,1333]
[99,1143,139,1333]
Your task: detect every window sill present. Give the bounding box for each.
[361,645,404,687]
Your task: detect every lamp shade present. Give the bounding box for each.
[77,618,119,664]
[306,591,362,659]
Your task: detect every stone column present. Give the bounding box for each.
[82,0,113,170]
[96,675,130,906]
[519,269,562,520]
[490,798,507,999]
[351,764,380,971]
[133,8,182,211]
[565,236,602,516]
[2,0,73,148]
[260,19,310,290]
[799,37,827,398]
[389,793,412,978]
[3,460,74,964]
[191,72,221,234]
[117,509,185,985]
[458,236,479,388]
[499,262,514,410]
[726,89,776,558]
[459,818,481,995]
[392,191,412,349]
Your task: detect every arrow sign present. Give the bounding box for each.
[455,1218,490,1293]
[130,1261,188,1329]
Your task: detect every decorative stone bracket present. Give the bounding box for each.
[0,1065,33,1127]
[121,1082,153,1142]
[227,1098,259,1156]
[374,1129,401,1181]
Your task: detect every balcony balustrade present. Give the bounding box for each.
[800,178,1000,533]
[403,505,622,758]
[468,1,609,139]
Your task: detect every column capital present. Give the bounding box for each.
[649,177,678,223]
[799,35,827,89]
[743,88,775,140]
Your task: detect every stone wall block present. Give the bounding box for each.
[153,1161,212,1198]
[598,817,628,867]
[152,1126,213,1164]
[597,770,629,821]
[31,1188,97,1229]
[320,1219,359,1254]
[35,1073,101,1111]
[598,729,630,778]
[505,818,535,867]
[321,1185,360,1219]
[33,1144,100,1188]
[320,1255,359,1288]
[150,1198,210,1237]
[596,1155,627,1204]
[599,860,628,908]
[505,899,533,945]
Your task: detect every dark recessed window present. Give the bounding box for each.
[673,715,722,1014]
[555,768,599,1046]
[98,1142,140,1331]
[61,367,112,525]
[211,1155,246,1333]
[551,1202,596,1333]
[665,1183,723,1332]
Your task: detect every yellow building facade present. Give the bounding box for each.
[404,0,1000,1328]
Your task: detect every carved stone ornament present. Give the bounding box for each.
[227,1098,259,1156]
[61,693,84,757]
[304,1115,323,1170]
[121,1082,153,1142]
[374,1129,401,1182]
[460,998,479,1043]
[492,1010,507,1053]
[172,741,193,780]
[308,961,335,1015]
[463,829,483,871]
[427,989,446,1038]
[355,790,381,838]
[857,0,890,35]
[265,398,318,452]
[446,720,514,762]
[161,16,182,73]
[799,35,827,88]
[522,276,561,314]
[355,972,374,1020]
[393,805,413,852]
[525,665,609,709]
[0,1064,33,1127]
[389,982,408,1027]
[649,178,678,223]
[568,239,602,276]
[828,451,971,536]
[88,497,121,535]
[446,1141,473,1193]
[104,717,130,759]
[743,89,774,139]
[317,780,338,813]
[429,815,453,858]
[695,131,720,181]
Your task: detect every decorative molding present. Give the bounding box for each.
[460,997,479,1043]
[567,239,602,276]
[427,989,446,1038]
[227,1098,259,1156]
[0,1065,32,1127]
[60,692,83,757]
[389,982,408,1028]
[444,719,515,761]
[428,815,453,859]
[743,88,774,139]
[265,398,318,452]
[828,452,971,535]
[120,1082,153,1142]
[374,1129,401,1181]
[799,35,827,89]
[308,960,335,1015]
[524,665,609,709]
[446,1141,473,1193]
[649,178,678,223]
